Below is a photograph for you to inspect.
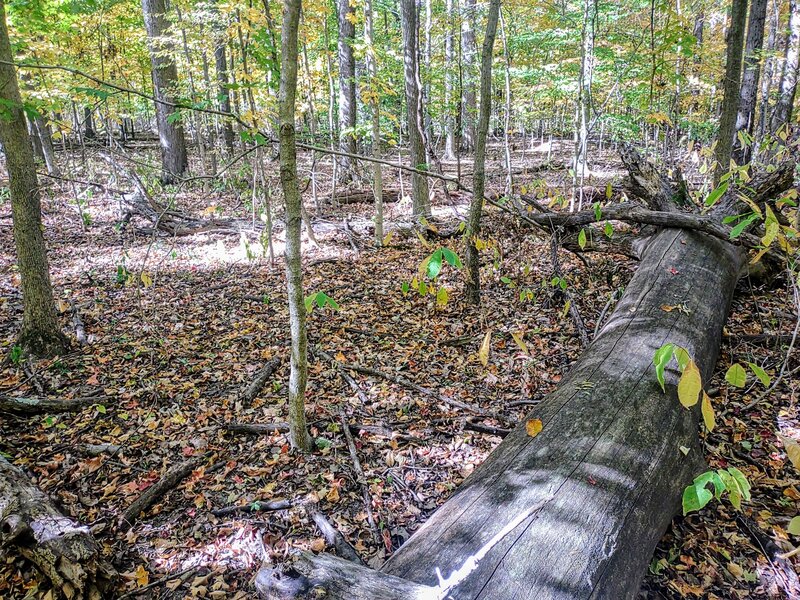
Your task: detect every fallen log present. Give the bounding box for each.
[258,153,795,598]
[0,457,117,598]
[0,394,108,416]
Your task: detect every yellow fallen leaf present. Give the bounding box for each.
[779,435,800,471]
[511,331,529,355]
[479,330,492,367]
[677,360,702,408]
[326,486,340,503]
[525,419,543,438]
[135,565,149,587]
[701,392,715,432]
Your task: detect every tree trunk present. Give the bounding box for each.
[256,154,795,600]
[713,0,747,185]
[33,115,60,176]
[443,0,457,161]
[464,0,500,305]
[279,0,311,453]
[141,0,188,183]
[770,0,800,133]
[364,0,383,245]
[401,0,430,218]
[733,0,768,164]
[337,0,356,182]
[0,456,117,598]
[755,0,778,146]
[460,0,477,151]
[214,36,236,156]
[0,0,67,358]
[573,0,596,210]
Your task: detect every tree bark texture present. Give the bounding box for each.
[771,0,800,132]
[279,0,311,452]
[464,0,500,304]
[0,0,67,357]
[337,0,357,181]
[401,0,431,218]
[733,0,768,164]
[142,0,188,183]
[460,0,477,151]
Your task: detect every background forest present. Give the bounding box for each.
[1,0,800,597]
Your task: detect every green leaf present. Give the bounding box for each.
[500,276,512,285]
[578,228,587,249]
[788,516,800,536]
[436,286,449,306]
[653,343,675,392]
[694,471,726,500]
[705,181,729,206]
[604,221,613,238]
[747,362,771,387]
[725,363,747,388]
[426,250,443,279]
[401,281,410,295]
[682,482,713,515]
[440,247,462,268]
[593,202,602,220]
[673,346,690,371]
[729,213,760,239]
[727,467,751,502]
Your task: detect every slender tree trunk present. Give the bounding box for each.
[572,0,596,211]
[337,0,357,181]
[33,115,60,176]
[279,0,311,452]
[141,0,188,182]
[214,30,236,155]
[364,0,383,245]
[756,0,778,146]
[771,0,800,132]
[0,0,67,357]
[734,0,768,164]
[499,10,513,196]
[464,0,501,305]
[713,0,747,186]
[460,0,477,151]
[443,0,457,160]
[401,0,430,218]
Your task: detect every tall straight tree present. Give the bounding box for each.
[464,0,501,305]
[337,0,356,182]
[734,0,768,165]
[0,0,67,357]
[460,0,477,150]
[401,0,430,218]
[142,0,188,183]
[771,0,800,132]
[443,0,457,160]
[279,0,311,452]
[213,15,236,156]
[364,0,383,245]
[713,0,747,186]
[573,0,597,210]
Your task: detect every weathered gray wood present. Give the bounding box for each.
[120,457,202,528]
[255,553,436,600]
[0,457,116,599]
[0,395,106,415]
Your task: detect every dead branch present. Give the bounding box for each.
[223,422,290,435]
[0,394,108,416]
[240,358,281,403]
[211,498,293,517]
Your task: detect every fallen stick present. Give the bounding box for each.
[309,508,364,566]
[737,515,800,597]
[71,299,87,345]
[240,358,281,403]
[223,422,290,435]
[463,417,511,438]
[341,412,380,542]
[316,349,369,404]
[120,457,203,529]
[330,359,487,416]
[211,498,293,517]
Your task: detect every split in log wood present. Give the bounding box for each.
[0,457,117,599]
[120,457,203,529]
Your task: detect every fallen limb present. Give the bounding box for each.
[308,509,365,566]
[240,358,281,403]
[120,457,203,529]
[315,349,369,404]
[0,456,117,598]
[0,394,107,416]
[340,412,380,542]
[223,422,290,435]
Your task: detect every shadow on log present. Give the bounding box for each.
[0,457,117,599]
[257,149,796,599]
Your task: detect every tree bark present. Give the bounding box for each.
[336,0,357,182]
[401,0,430,218]
[733,0,768,164]
[141,0,188,183]
[33,115,60,176]
[256,154,796,600]
[464,0,500,304]
[214,38,236,156]
[460,0,477,151]
[0,0,67,358]
[443,0,457,160]
[573,0,597,210]
[0,457,117,599]
[770,0,800,133]
[713,0,747,185]
[364,0,383,245]
[279,0,311,452]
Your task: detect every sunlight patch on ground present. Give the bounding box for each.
[150,524,266,572]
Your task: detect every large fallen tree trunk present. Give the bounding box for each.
[0,457,116,599]
[258,153,795,600]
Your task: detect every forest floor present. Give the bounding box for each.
[0,139,798,599]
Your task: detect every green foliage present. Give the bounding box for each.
[9,345,23,365]
[682,467,750,515]
[304,291,340,314]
